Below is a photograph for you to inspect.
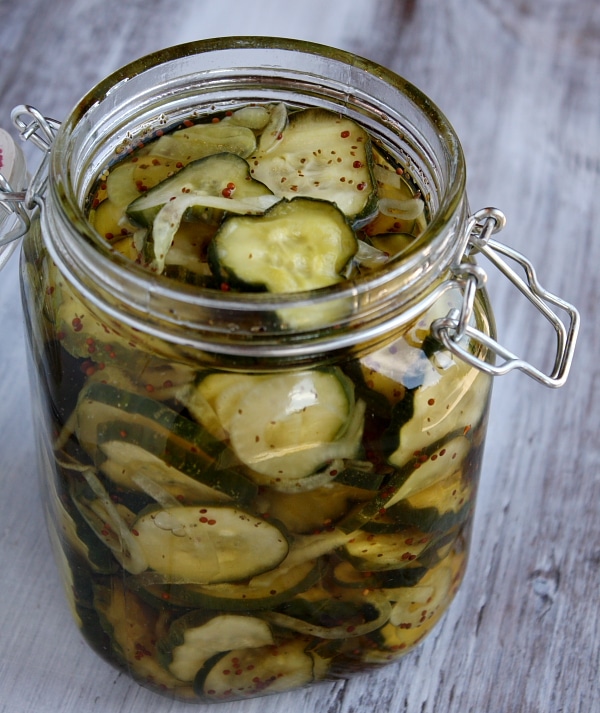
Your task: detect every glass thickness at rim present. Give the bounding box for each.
[45,37,467,351]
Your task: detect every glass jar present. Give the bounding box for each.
[0,38,579,703]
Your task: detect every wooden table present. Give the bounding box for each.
[0,2,597,711]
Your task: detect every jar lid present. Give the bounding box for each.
[0,127,27,270]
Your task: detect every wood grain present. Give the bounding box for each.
[1,1,598,712]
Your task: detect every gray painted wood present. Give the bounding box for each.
[0,1,597,711]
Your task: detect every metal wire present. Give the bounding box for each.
[431,208,580,387]
[0,107,59,263]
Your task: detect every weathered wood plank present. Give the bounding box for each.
[0,1,598,712]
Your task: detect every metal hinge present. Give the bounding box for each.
[431,208,580,387]
[0,106,59,268]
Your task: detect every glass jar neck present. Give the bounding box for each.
[43,37,467,359]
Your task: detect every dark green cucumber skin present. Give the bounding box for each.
[79,381,225,456]
[274,596,382,630]
[126,152,270,227]
[331,464,384,490]
[96,419,258,504]
[332,561,428,589]
[162,265,221,288]
[127,560,322,613]
[380,389,415,458]
[208,197,357,293]
[359,500,472,535]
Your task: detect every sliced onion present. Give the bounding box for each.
[132,470,182,510]
[378,197,425,221]
[373,163,403,187]
[355,239,391,268]
[79,467,148,574]
[257,102,288,153]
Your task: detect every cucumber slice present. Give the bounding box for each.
[141,122,257,163]
[198,369,362,488]
[131,504,289,584]
[249,107,377,222]
[192,371,257,444]
[52,480,118,574]
[387,357,491,469]
[127,152,274,224]
[256,477,377,534]
[105,161,140,209]
[209,197,358,294]
[256,102,288,151]
[388,561,453,629]
[131,558,320,611]
[227,104,272,131]
[76,383,257,503]
[104,155,181,211]
[374,469,473,534]
[194,637,317,701]
[341,527,435,571]
[86,360,196,404]
[46,450,117,573]
[69,471,148,575]
[332,560,427,589]
[126,152,277,272]
[338,427,473,534]
[50,265,182,363]
[77,381,220,456]
[266,587,391,639]
[93,582,196,699]
[90,156,173,247]
[368,232,416,259]
[385,434,471,507]
[160,612,274,682]
[90,198,136,242]
[200,369,364,486]
[362,552,464,664]
[96,420,255,504]
[362,621,432,664]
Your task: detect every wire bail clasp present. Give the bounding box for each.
[11,105,60,213]
[431,207,580,388]
[0,106,59,268]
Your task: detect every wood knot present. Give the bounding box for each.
[528,565,560,615]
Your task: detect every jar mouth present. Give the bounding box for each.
[46,36,467,356]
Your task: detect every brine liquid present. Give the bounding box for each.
[86,102,428,285]
[22,101,493,703]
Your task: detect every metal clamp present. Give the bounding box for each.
[12,105,60,211]
[0,177,29,248]
[431,208,580,387]
[12,105,60,155]
[0,106,59,265]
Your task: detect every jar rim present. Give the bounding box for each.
[45,36,468,356]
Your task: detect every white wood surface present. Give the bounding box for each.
[0,1,598,711]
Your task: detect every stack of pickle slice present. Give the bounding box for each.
[36,102,491,701]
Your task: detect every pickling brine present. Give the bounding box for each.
[87,103,427,301]
[17,40,500,704]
